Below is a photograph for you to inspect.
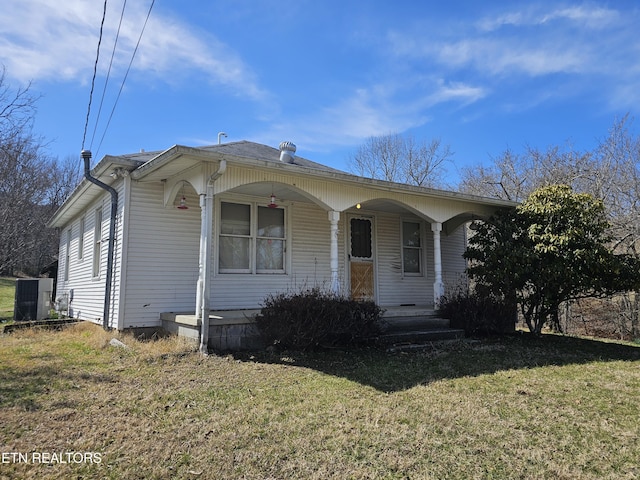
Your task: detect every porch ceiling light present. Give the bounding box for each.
[268,192,278,209]
[177,181,189,210]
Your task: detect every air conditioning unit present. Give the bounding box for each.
[13,278,54,321]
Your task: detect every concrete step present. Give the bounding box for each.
[382,315,450,332]
[377,310,465,348]
[378,327,465,345]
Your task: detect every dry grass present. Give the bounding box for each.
[1,323,639,479]
[0,278,15,322]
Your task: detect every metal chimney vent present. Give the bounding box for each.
[279,141,297,163]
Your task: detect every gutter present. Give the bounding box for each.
[82,150,117,330]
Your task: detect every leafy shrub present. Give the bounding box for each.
[255,288,383,350]
[438,286,516,336]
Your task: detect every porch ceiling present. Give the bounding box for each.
[357,199,415,214]
[228,183,314,204]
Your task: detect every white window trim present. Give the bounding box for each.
[78,216,85,260]
[401,219,424,277]
[217,198,289,275]
[64,229,71,281]
[93,207,103,278]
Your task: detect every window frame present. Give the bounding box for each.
[218,199,288,275]
[93,208,103,278]
[219,202,252,273]
[401,219,424,277]
[64,229,71,281]
[78,217,85,260]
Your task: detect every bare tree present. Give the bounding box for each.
[348,133,452,188]
[0,67,81,276]
[590,115,640,256]
[459,144,591,202]
[0,67,39,147]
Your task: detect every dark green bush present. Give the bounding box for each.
[438,286,516,336]
[255,288,383,350]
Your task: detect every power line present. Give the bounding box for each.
[89,0,128,152]
[81,0,108,153]
[95,0,156,157]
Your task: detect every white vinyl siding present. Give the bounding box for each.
[121,181,200,328]
[377,213,432,306]
[441,226,467,288]
[55,187,125,327]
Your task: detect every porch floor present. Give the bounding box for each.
[161,305,464,351]
[161,306,439,327]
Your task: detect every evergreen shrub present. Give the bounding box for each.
[255,288,383,350]
[438,286,516,336]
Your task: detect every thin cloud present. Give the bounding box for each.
[478,4,619,31]
[257,76,487,153]
[0,0,266,100]
[388,6,638,86]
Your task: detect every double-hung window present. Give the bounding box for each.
[219,201,286,274]
[402,221,423,275]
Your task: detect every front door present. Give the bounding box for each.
[349,216,375,301]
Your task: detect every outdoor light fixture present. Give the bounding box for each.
[177,181,189,210]
[267,183,278,208]
[268,192,278,208]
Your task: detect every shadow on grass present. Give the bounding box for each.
[232,334,640,392]
[0,364,119,410]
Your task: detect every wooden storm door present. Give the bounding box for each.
[349,216,375,301]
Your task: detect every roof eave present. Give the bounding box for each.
[47,156,143,228]
[207,153,518,208]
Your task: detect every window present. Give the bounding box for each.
[350,218,373,259]
[64,229,71,281]
[402,221,422,275]
[220,203,251,272]
[93,208,103,277]
[219,202,286,274]
[78,217,85,260]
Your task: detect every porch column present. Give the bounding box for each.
[197,190,213,354]
[195,194,206,323]
[431,222,444,306]
[328,210,340,294]
[198,160,226,354]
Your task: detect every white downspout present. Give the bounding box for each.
[432,222,444,306]
[198,160,227,354]
[328,211,341,294]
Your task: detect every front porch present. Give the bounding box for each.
[160,305,463,352]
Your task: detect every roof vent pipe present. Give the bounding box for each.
[279,141,296,163]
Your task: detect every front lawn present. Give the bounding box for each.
[0,277,16,322]
[0,323,638,479]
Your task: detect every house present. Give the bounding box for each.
[48,140,514,351]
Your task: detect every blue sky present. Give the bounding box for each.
[2,0,640,185]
